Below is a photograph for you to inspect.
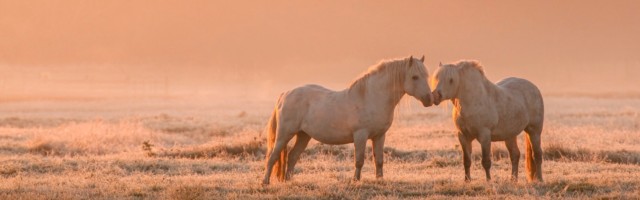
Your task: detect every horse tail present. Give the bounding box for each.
[524,133,536,181]
[265,95,287,182]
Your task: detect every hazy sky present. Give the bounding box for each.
[1,1,639,98]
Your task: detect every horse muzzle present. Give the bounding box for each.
[432,90,442,106]
[421,93,434,107]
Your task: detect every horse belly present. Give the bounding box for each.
[304,127,354,145]
[300,112,356,145]
[491,118,528,141]
[490,129,522,141]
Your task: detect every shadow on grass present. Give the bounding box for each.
[152,140,640,167]
[544,143,640,165]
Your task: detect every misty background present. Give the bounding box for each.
[1,1,639,101]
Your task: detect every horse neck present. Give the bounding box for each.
[369,74,405,107]
[350,69,405,112]
[455,73,497,108]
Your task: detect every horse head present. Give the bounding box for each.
[431,62,462,105]
[403,55,434,107]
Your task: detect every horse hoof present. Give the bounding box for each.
[529,178,543,183]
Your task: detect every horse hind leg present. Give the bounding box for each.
[285,132,311,180]
[262,126,296,184]
[505,136,520,182]
[524,125,544,182]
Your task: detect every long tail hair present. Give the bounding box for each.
[265,96,287,182]
[524,133,536,181]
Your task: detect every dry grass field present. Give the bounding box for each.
[1,95,639,199]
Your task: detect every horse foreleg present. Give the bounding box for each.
[286,132,311,180]
[505,136,520,182]
[352,130,369,181]
[371,134,386,178]
[457,132,473,181]
[477,129,492,181]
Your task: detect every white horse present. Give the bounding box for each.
[431,60,544,182]
[262,56,433,184]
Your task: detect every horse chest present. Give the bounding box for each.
[454,116,475,137]
[454,108,497,126]
[364,110,394,131]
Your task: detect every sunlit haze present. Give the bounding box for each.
[2,1,639,100]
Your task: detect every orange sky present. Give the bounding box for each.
[1,1,639,98]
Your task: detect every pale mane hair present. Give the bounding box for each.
[432,60,485,88]
[455,60,484,75]
[348,57,424,94]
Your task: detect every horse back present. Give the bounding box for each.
[496,77,544,125]
[278,84,333,118]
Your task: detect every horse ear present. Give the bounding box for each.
[409,56,414,66]
[420,55,425,62]
[439,62,442,67]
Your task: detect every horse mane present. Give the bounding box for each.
[350,59,399,88]
[456,60,484,76]
[348,57,417,95]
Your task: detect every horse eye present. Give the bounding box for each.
[449,78,453,84]
[412,76,419,80]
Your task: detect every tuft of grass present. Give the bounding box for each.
[158,138,265,159]
[544,143,593,161]
[564,182,598,193]
[545,143,640,165]
[149,185,165,192]
[116,159,173,174]
[429,157,460,168]
[142,114,237,138]
[27,139,64,156]
[0,117,81,128]
[142,140,156,157]
[383,147,431,161]
[599,150,640,165]
[305,144,352,160]
[304,144,452,162]
[169,185,206,200]
[0,165,18,177]
[129,190,147,199]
